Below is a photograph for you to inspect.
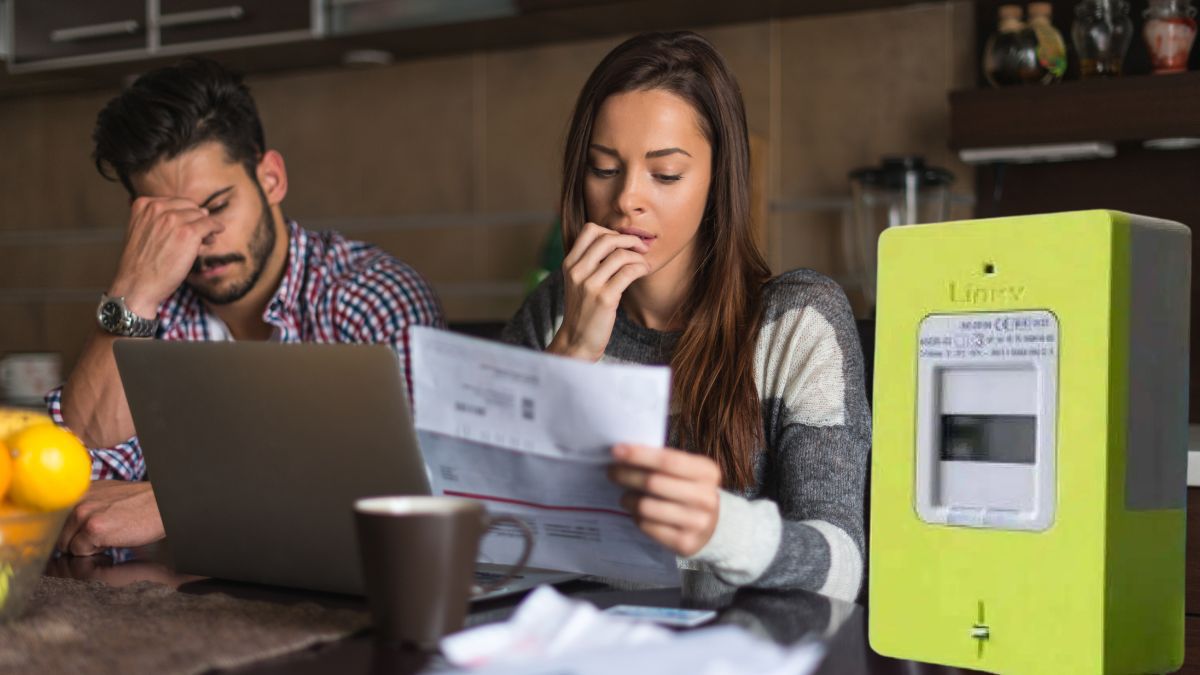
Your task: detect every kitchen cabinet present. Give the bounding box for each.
[328,0,515,36]
[3,0,944,92]
[10,0,145,66]
[158,0,314,48]
[5,0,320,73]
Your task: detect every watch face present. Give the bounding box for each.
[99,301,123,332]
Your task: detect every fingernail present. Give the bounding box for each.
[612,444,629,459]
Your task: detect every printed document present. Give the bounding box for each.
[410,326,679,585]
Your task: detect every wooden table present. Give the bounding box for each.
[43,543,981,674]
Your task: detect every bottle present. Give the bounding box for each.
[1027,2,1068,82]
[1072,0,1134,77]
[1143,0,1197,74]
[984,5,1042,86]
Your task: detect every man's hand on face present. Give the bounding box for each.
[108,197,225,317]
[56,480,165,556]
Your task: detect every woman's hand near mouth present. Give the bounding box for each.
[549,221,651,362]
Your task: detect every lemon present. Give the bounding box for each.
[6,423,90,512]
[0,562,11,611]
[0,408,53,443]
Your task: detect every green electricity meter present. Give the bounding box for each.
[869,210,1190,674]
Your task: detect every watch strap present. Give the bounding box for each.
[98,294,159,338]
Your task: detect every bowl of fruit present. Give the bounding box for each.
[0,408,91,621]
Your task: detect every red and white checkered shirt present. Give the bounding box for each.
[46,220,445,481]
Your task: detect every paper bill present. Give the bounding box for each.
[410,326,679,586]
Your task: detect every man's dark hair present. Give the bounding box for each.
[93,58,266,196]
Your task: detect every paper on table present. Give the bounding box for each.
[437,586,826,675]
[410,326,679,586]
[441,586,670,668]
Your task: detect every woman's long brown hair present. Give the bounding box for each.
[560,31,772,490]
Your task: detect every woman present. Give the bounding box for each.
[503,31,869,602]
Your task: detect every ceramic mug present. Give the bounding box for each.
[354,496,533,647]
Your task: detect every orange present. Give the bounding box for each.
[6,423,90,512]
[0,440,10,502]
[0,502,43,548]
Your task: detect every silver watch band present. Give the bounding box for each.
[97,294,159,338]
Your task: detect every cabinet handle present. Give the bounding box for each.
[159,5,246,28]
[50,20,140,43]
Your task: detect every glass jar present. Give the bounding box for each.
[1028,2,1068,82]
[1072,0,1134,77]
[984,5,1042,86]
[1144,0,1197,73]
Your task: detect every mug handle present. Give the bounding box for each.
[475,514,535,593]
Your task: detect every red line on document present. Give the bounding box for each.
[443,490,631,518]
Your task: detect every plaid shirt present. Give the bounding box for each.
[46,221,445,481]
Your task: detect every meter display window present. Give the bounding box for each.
[940,414,1036,464]
[916,311,1057,530]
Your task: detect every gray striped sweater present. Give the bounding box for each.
[502,269,871,602]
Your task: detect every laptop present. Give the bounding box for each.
[113,339,578,598]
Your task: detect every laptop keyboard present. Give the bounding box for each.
[473,570,525,583]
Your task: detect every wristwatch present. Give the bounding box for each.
[96,294,159,338]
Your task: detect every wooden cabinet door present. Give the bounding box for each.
[157,0,313,47]
[11,0,146,66]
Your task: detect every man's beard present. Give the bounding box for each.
[188,188,277,306]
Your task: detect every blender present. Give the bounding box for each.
[846,156,954,309]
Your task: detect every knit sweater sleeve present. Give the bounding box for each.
[501,271,563,350]
[687,271,870,601]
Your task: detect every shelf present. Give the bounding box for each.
[949,71,1200,150]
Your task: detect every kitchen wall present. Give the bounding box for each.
[0,1,976,372]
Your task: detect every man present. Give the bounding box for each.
[48,59,445,555]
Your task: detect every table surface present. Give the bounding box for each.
[43,544,980,674]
